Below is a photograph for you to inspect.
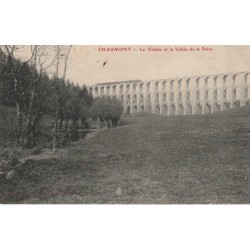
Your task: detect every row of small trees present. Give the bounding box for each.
[0,46,123,148]
[91,97,123,127]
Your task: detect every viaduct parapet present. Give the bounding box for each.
[87,72,250,116]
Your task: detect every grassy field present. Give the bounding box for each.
[1,106,250,204]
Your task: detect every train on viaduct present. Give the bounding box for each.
[87,71,250,116]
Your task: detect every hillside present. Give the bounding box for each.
[0,106,250,204]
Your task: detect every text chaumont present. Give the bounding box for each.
[98,47,132,52]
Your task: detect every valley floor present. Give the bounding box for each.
[1,108,250,204]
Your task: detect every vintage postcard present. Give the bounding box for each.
[0,45,249,204]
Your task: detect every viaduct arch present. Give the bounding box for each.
[87,72,250,116]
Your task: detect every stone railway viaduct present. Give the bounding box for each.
[87,72,250,116]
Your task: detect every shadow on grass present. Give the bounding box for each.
[118,119,138,127]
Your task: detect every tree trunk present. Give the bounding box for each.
[59,119,63,131]
[11,67,23,147]
[16,101,23,146]
[62,46,72,81]
[65,119,69,131]
[55,45,60,78]
[52,111,59,150]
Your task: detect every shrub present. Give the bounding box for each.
[0,106,18,147]
[90,96,123,128]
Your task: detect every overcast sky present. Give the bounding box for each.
[48,46,250,86]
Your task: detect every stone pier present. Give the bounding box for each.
[87,72,250,116]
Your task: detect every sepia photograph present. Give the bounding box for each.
[1,1,250,249]
[0,45,249,204]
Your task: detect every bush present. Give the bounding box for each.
[90,96,123,128]
[0,106,18,147]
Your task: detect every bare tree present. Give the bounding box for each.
[0,45,36,146]
[51,45,73,149]
[0,45,73,147]
[25,46,57,145]
[62,45,72,81]
[55,45,61,79]
[0,45,58,147]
